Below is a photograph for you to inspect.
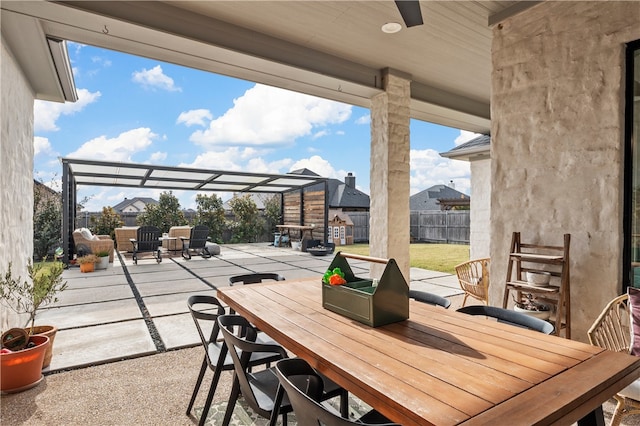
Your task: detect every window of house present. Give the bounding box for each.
[624,40,640,288]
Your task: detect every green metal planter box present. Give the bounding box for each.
[322,252,409,327]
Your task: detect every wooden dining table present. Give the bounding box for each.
[217,278,640,425]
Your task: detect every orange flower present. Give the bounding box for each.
[329,274,346,285]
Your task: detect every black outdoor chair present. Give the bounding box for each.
[130,225,162,264]
[409,289,451,308]
[229,273,286,286]
[186,295,282,426]
[456,305,555,334]
[180,225,211,260]
[217,314,348,426]
[275,358,400,426]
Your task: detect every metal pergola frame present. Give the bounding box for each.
[61,158,329,263]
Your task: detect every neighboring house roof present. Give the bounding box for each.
[440,134,491,162]
[410,185,470,211]
[289,169,370,210]
[112,197,158,213]
[34,179,59,196]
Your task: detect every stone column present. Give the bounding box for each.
[369,68,411,280]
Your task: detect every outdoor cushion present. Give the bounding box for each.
[629,287,640,356]
[80,227,93,240]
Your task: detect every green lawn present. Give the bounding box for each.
[339,243,469,274]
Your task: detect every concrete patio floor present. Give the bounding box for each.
[40,243,465,373]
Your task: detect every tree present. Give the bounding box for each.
[227,194,263,243]
[262,194,282,235]
[91,206,124,240]
[136,191,186,232]
[33,179,62,261]
[195,194,226,243]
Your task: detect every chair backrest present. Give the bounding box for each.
[218,314,288,414]
[456,305,555,334]
[188,225,209,249]
[187,295,226,365]
[587,294,630,353]
[455,258,490,302]
[275,358,399,426]
[229,273,285,286]
[136,226,162,251]
[409,290,451,308]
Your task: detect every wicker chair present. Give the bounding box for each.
[587,294,640,426]
[454,258,490,307]
[72,229,114,262]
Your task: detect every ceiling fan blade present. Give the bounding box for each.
[394,0,424,27]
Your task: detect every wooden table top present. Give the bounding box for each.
[275,225,315,230]
[217,278,640,426]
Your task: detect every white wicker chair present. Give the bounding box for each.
[588,293,640,426]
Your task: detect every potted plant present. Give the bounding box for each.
[512,293,551,320]
[77,254,98,273]
[95,250,110,270]
[0,260,67,390]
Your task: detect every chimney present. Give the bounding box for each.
[449,180,455,189]
[345,172,356,188]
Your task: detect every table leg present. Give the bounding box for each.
[577,405,604,426]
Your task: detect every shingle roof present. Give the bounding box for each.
[410,185,469,211]
[440,134,490,161]
[112,197,158,213]
[289,169,370,209]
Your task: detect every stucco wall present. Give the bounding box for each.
[491,2,640,341]
[1,38,35,330]
[470,158,491,259]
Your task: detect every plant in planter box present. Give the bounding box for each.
[77,254,99,273]
[95,250,110,270]
[0,261,67,390]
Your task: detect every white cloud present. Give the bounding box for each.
[312,130,329,139]
[410,148,470,195]
[34,88,101,132]
[289,155,349,182]
[355,114,370,125]
[149,152,167,163]
[132,65,181,92]
[67,127,157,161]
[34,137,56,157]
[454,130,482,146]
[189,84,351,147]
[177,109,212,127]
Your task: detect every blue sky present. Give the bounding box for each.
[33,42,477,212]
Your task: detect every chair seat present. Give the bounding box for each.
[619,378,640,400]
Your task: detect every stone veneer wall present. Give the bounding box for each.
[491,2,640,341]
[1,38,35,330]
[470,158,490,259]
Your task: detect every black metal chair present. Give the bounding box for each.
[409,289,451,308]
[456,305,555,334]
[129,225,162,264]
[186,295,282,426]
[275,358,400,426]
[229,273,286,286]
[180,225,211,260]
[217,314,348,426]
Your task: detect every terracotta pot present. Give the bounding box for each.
[80,262,95,273]
[26,325,57,368]
[1,335,49,393]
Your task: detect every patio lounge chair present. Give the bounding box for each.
[180,225,211,260]
[130,225,162,264]
[72,228,114,262]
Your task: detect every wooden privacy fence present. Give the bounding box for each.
[347,210,470,244]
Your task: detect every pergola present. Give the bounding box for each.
[61,158,328,263]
